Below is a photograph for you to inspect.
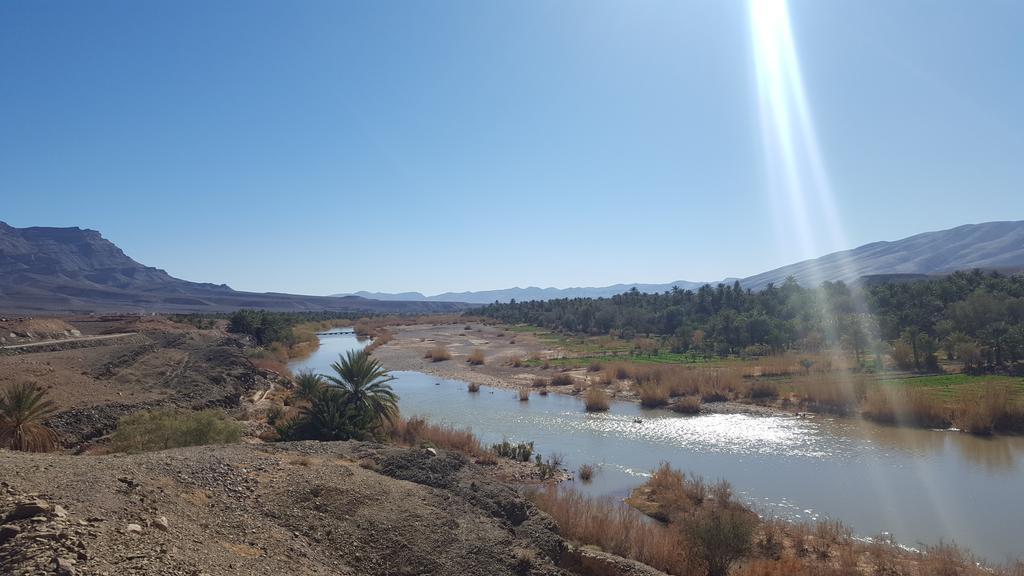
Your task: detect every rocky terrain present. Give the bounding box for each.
[0,441,664,576]
[0,317,265,447]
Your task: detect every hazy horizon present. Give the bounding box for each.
[3,1,1022,295]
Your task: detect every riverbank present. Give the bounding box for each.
[371,322,778,417]
[370,322,1024,433]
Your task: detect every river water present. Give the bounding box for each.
[290,333,1024,563]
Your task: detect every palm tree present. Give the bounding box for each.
[293,370,325,403]
[323,350,399,428]
[0,382,60,452]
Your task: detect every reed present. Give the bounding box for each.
[426,345,451,362]
[526,485,694,575]
[584,387,611,412]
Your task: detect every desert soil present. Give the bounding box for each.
[0,441,664,576]
[0,316,265,447]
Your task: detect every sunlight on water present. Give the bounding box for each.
[291,334,1024,561]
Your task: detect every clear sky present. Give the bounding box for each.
[2,1,1022,296]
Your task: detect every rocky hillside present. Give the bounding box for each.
[739,220,1024,289]
[0,441,663,576]
[0,222,470,314]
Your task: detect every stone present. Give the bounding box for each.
[126,523,143,534]
[53,505,69,519]
[55,557,77,575]
[4,499,50,522]
[153,516,169,532]
[0,524,21,543]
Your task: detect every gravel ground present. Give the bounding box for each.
[0,441,664,576]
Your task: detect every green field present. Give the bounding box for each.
[877,374,1024,402]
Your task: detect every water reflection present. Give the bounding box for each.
[290,334,1024,562]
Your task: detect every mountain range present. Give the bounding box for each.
[0,222,469,314]
[335,221,1024,303]
[2,220,1022,313]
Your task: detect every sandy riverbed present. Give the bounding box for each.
[371,323,783,417]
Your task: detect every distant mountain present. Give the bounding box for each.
[335,221,1024,302]
[739,221,1024,290]
[335,281,720,305]
[0,222,469,314]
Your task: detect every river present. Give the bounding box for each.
[290,333,1024,563]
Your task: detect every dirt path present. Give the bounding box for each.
[0,332,137,352]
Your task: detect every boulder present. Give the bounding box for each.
[4,499,50,522]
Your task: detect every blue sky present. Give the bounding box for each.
[2,1,1022,296]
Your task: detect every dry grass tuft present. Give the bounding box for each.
[584,387,611,412]
[639,383,670,408]
[387,416,485,457]
[550,373,575,387]
[578,463,595,482]
[467,348,486,365]
[518,387,530,401]
[669,395,702,414]
[862,387,950,429]
[527,486,694,575]
[426,345,451,362]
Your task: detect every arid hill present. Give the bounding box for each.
[0,221,470,314]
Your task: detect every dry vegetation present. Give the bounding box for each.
[532,462,1024,576]
[386,416,486,459]
[584,387,610,412]
[467,348,486,365]
[425,345,452,362]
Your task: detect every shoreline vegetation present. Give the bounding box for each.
[364,317,1024,437]
[469,270,1024,435]
[529,463,1024,576]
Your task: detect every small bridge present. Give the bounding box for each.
[316,329,356,336]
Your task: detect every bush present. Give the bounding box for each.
[467,348,486,365]
[585,387,611,412]
[467,382,481,393]
[536,452,564,480]
[427,345,451,362]
[684,506,757,576]
[639,384,669,408]
[112,409,243,453]
[588,361,603,372]
[265,404,285,424]
[518,387,530,401]
[387,416,484,457]
[862,387,950,429]
[527,485,694,574]
[749,381,778,400]
[578,463,595,482]
[492,439,534,461]
[550,373,575,387]
[669,396,701,414]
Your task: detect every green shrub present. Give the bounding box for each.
[112,409,244,453]
[492,439,534,461]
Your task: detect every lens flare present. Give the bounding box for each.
[748,0,958,540]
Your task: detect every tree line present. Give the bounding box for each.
[475,270,1024,373]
